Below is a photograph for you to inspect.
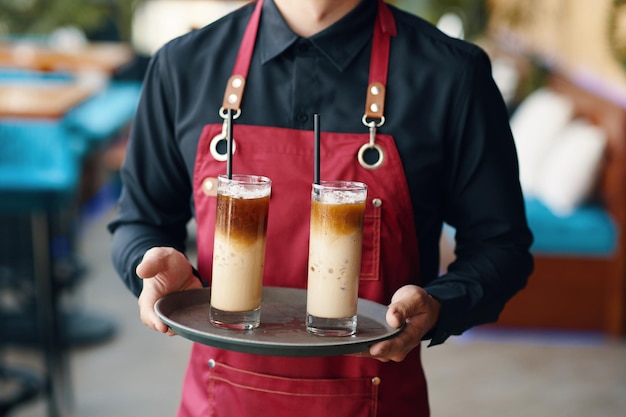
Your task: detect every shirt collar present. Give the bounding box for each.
[259,0,378,72]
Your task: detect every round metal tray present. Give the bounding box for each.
[155,287,402,356]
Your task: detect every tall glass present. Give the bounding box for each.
[306,180,367,336]
[209,174,271,330]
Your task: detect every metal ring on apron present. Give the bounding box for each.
[209,133,236,162]
[358,142,385,170]
[210,107,241,161]
[359,115,386,170]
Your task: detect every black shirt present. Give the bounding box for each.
[108,0,533,345]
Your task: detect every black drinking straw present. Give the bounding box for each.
[227,109,233,179]
[314,113,320,185]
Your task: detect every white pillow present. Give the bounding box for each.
[510,88,575,196]
[534,119,607,217]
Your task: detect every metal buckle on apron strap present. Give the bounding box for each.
[210,106,241,162]
[358,82,386,170]
[358,118,385,170]
[359,82,386,170]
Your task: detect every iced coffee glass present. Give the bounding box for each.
[306,180,367,336]
[209,174,271,330]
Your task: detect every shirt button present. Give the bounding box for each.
[296,113,309,123]
[297,43,309,53]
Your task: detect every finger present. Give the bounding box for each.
[153,319,171,334]
[388,286,427,320]
[385,306,405,329]
[368,332,412,362]
[138,299,162,331]
[346,349,373,358]
[139,304,169,333]
[368,339,392,359]
[136,247,167,279]
[138,284,169,333]
[369,317,425,362]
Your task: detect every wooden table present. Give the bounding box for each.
[0,41,133,75]
[0,82,94,119]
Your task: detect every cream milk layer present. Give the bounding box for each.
[211,234,266,312]
[307,229,363,318]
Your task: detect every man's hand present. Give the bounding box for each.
[366,285,441,362]
[136,247,202,335]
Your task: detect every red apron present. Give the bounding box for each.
[183,1,429,416]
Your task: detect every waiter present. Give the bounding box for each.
[108,0,533,416]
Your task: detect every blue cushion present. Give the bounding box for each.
[63,81,142,144]
[0,69,73,83]
[442,198,617,258]
[524,198,617,257]
[0,121,82,210]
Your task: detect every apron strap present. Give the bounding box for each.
[222,0,264,112]
[221,0,395,122]
[364,0,396,121]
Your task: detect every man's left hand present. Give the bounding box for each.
[365,285,441,362]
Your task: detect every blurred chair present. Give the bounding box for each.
[0,70,135,344]
[442,72,626,337]
[62,79,142,208]
[0,363,42,417]
[64,80,142,151]
[501,73,626,337]
[0,120,82,416]
[0,25,141,412]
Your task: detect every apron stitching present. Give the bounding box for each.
[209,376,372,398]
[361,204,382,281]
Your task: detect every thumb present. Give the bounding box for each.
[386,303,407,329]
[136,247,171,279]
[385,285,428,328]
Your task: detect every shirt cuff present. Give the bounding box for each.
[422,284,468,346]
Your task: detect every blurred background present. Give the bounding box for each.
[0,1,625,416]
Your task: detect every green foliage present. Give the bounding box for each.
[0,0,488,42]
[0,0,140,40]
[390,0,488,40]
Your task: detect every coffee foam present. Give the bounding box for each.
[220,184,270,199]
[316,189,365,205]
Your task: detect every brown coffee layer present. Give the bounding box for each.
[216,194,270,245]
[311,200,365,235]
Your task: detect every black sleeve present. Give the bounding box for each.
[423,50,534,345]
[108,47,194,297]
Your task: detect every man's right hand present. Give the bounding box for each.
[136,247,202,335]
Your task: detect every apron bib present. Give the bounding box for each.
[183,1,428,416]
